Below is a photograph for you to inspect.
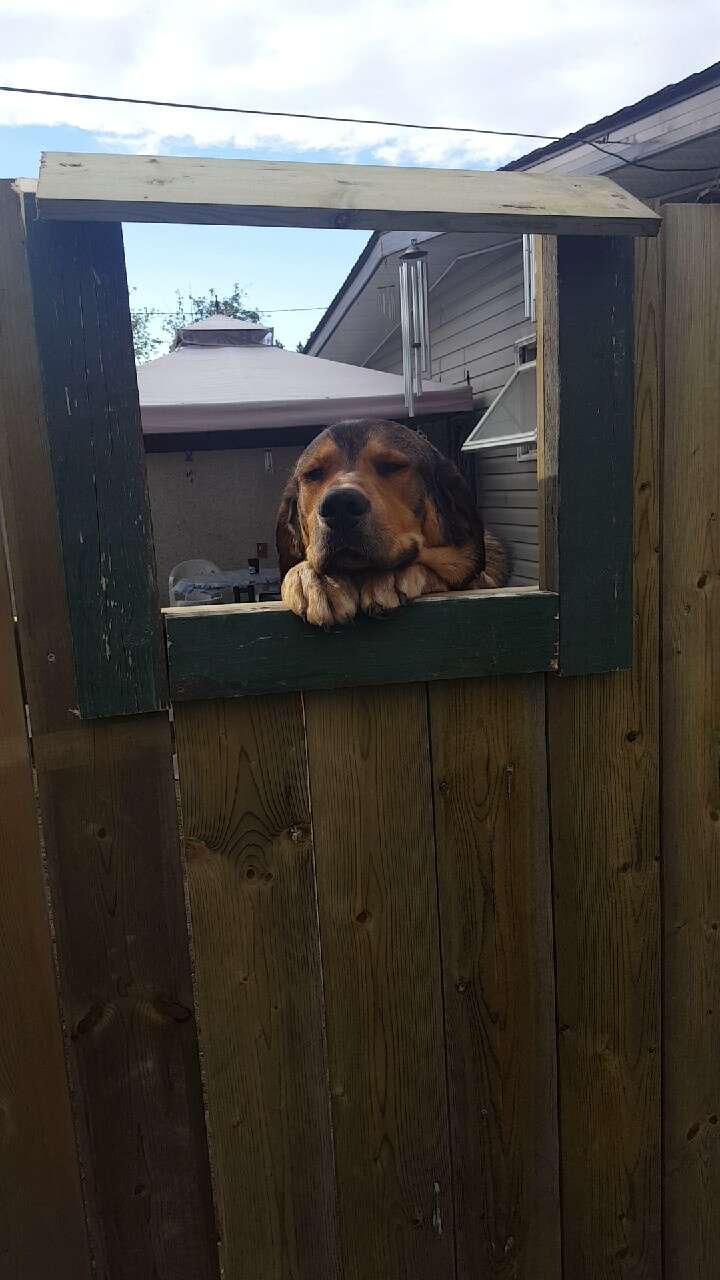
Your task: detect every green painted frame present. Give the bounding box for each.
[164,589,559,702]
[0,157,648,716]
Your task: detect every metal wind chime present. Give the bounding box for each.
[398,241,431,417]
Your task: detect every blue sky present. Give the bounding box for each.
[2,1,719,349]
[2,123,373,350]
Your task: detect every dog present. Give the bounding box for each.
[276,418,509,627]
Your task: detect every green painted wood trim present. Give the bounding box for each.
[23,198,167,717]
[164,590,559,702]
[557,235,635,674]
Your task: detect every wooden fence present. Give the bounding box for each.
[0,195,718,1279]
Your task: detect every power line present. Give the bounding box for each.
[3,82,719,175]
[587,137,720,174]
[0,83,563,142]
[138,305,328,315]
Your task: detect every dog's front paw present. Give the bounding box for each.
[393,562,445,601]
[281,562,359,627]
[360,563,445,616]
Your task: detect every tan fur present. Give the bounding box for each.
[418,541,478,586]
[277,419,510,625]
[281,562,359,627]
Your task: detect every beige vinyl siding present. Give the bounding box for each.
[476,444,538,587]
[368,243,533,407]
[368,242,539,586]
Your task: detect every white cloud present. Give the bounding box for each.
[1,0,719,167]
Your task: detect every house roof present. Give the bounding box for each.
[503,59,720,171]
[304,59,720,359]
[137,317,472,433]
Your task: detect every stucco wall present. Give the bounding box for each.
[146,445,303,602]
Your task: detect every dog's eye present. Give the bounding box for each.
[375,459,407,477]
[303,466,325,482]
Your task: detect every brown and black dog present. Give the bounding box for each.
[276,418,508,626]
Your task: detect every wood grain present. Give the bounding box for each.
[165,588,560,703]
[662,204,720,1278]
[304,684,455,1280]
[0,179,219,1280]
[429,674,560,1279]
[23,202,166,718]
[37,151,661,236]
[0,510,92,1279]
[535,234,559,593]
[544,228,663,1277]
[538,235,636,674]
[173,695,342,1279]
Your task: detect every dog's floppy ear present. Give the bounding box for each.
[428,453,485,568]
[276,479,303,579]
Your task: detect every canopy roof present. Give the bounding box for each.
[137,317,472,433]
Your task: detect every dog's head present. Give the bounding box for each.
[276,418,484,579]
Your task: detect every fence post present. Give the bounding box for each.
[0,180,220,1280]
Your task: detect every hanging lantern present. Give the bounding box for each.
[398,241,431,417]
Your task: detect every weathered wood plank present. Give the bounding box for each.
[23,197,166,717]
[173,695,341,1279]
[538,235,635,673]
[535,234,558,593]
[0,510,92,1278]
[37,151,661,236]
[0,179,219,1280]
[429,675,560,1278]
[165,589,559,702]
[304,684,455,1280]
[545,227,663,1277]
[662,204,720,1278]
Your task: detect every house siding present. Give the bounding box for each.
[367,242,539,586]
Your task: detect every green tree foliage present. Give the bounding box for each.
[130,282,282,361]
[129,290,162,364]
[162,283,261,337]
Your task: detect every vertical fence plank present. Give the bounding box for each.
[537,235,635,673]
[0,528,92,1277]
[304,684,455,1280]
[428,674,560,1279]
[543,229,663,1278]
[0,180,219,1280]
[663,205,720,1279]
[24,202,167,718]
[173,695,342,1280]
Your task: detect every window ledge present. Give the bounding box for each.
[164,588,559,702]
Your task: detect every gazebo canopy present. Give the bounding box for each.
[137,317,472,433]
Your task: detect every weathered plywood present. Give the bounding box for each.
[662,204,720,1278]
[0,515,91,1278]
[37,151,661,236]
[23,200,166,717]
[545,228,663,1277]
[165,589,559,702]
[304,685,455,1280]
[173,695,341,1280]
[0,179,219,1280]
[538,234,635,673]
[429,675,560,1278]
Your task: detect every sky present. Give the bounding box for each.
[1,1,719,350]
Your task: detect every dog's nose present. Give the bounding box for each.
[319,487,370,526]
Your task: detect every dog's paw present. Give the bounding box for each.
[359,563,444,616]
[393,562,445,601]
[281,562,359,627]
